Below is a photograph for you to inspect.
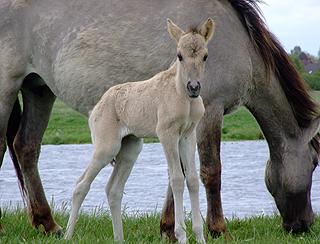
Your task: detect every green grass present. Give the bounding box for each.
[222,108,262,141]
[42,91,320,145]
[1,208,320,243]
[42,101,90,145]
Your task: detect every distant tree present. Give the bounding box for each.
[289,55,305,74]
[302,71,320,90]
[291,46,302,56]
[307,53,318,63]
[318,48,320,61]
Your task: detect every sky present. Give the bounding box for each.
[259,0,320,56]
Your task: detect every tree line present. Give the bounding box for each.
[290,46,320,90]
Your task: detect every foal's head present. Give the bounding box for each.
[167,18,215,98]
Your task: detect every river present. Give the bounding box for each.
[1,141,319,218]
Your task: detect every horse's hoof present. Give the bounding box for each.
[207,220,231,240]
[160,221,177,242]
[46,224,63,238]
[53,228,64,238]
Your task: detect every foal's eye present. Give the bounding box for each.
[203,54,208,62]
[177,53,183,62]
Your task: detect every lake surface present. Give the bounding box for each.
[1,141,320,218]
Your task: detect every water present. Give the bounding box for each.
[1,141,319,218]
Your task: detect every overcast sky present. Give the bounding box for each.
[259,0,320,56]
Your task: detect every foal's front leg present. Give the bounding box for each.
[158,132,186,244]
[179,132,205,243]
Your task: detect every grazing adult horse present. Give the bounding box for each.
[0,0,319,238]
[64,19,214,243]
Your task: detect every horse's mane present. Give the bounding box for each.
[228,0,320,152]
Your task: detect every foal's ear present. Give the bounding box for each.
[199,18,215,43]
[167,19,185,43]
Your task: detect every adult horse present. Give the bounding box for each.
[0,0,319,239]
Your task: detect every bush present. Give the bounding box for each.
[289,55,320,91]
[302,72,320,91]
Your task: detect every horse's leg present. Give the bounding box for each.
[158,134,186,244]
[160,184,176,241]
[0,82,21,170]
[13,78,61,234]
[179,132,205,243]
[197,108,228,238]
[106,135,143,241]
[0,76,22,232]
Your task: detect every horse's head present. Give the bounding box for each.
[265,117,320,232]
[167,18,215,98]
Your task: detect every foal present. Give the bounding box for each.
[64,18,215,243]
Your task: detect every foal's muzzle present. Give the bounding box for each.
[187,80,201,98]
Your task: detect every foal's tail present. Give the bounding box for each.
[6,98,27,200]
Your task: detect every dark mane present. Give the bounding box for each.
[228,0,320,150]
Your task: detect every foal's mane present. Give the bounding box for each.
[228,0,320,151]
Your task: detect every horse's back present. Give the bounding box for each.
[8,0,254,115]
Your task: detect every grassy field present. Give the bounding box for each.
[42,91,320,145]
[1,208,320,243]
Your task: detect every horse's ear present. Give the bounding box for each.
[302,116,320,144]
[167,19,185,43]
[199,18,215,43]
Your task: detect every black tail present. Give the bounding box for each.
[6,98,27,200]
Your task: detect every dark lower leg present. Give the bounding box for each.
[199,144,226,237]
[160,184,177,242]
[16,142,60,233]
[197,112,228,238]
[14,81,60,234]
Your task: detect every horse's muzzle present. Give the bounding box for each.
[187,80,201,98]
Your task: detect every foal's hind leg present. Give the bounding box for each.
[106,135,143,241]
[64,134,122,240]
[13,77,61,234]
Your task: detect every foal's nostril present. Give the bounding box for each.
[187,81,201,91]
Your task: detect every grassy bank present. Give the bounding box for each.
[42,91,320,145]
[43,102,260,144]
[1,209,320,243]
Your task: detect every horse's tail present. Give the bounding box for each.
[6,98,27,201]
